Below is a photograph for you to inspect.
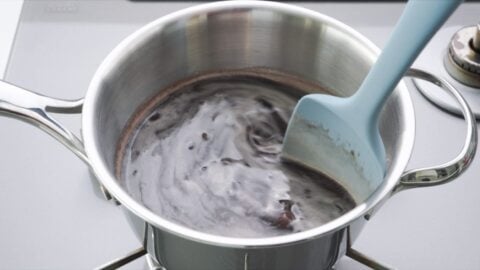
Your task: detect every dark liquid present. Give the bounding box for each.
[118,74,356,238]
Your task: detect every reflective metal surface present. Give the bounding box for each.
[82,2,416,268]
[84,1,414,250]
[0,80,86,163]
[445,24,480,88]
[396,69,477,193]
[0,1,477,270]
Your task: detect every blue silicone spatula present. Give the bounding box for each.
[282,0,462,191]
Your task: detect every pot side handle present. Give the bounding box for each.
[0,80,88,164]
[393,69,477,194]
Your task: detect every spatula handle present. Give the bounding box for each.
[354,0,462,119]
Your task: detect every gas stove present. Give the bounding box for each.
[1,1,480,269]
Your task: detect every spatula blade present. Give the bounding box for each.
[282,95,385,201]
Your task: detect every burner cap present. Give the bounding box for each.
[445,24,480,88]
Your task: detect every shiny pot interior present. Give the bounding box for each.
[83,1,414,247]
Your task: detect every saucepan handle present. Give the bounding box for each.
[393,68,477,194]
[0,80,114,201]
[0,80,136,265]
[0,80,88,163]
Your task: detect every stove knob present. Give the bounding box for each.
[445,23,480,88]
[473,24,480,51]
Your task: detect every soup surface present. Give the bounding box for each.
[118,74,356,238]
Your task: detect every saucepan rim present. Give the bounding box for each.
[82,0,415,248]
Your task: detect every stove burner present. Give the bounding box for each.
[412,24,480,119]
[445,24,480,87]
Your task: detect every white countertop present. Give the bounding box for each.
[0,0,23,79]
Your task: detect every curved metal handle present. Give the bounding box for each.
[0,80,89,164]
[394,68,477,193]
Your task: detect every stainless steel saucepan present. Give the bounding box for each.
[0,2,476,269]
